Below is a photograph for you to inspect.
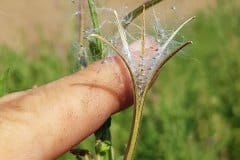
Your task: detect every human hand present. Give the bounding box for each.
[0,36,160,160]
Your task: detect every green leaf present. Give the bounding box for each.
[94,118,113,160]
[95,140,111,153]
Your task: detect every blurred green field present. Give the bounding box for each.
[0,0,240,160]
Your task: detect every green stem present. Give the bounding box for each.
[87,1,113,160]
[87,0,100,30]
[87,0,103,60]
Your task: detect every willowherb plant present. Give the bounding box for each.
[71,0,195,160]
[91,9,194,160]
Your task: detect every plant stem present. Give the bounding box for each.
[123,41,192,160]
[122,0,163,28]
[89,2,194,160]
[79,0,84,47]
[87,1,113,159]
[87,0,103,60]
[123,89,147,160]
[78,0,88,68]
[90,34,192,160]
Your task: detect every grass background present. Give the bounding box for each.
[0,0,240,159]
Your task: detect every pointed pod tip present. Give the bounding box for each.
[183,41,193,48]
[187,16,196,23]
[188,16,196,24]
[188,41,193,45]
[113,10,118,16]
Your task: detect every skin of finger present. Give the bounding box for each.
[0,36,158,159]
[129,36,159,55]
[0,56,133,160]
[0,90,30,105]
